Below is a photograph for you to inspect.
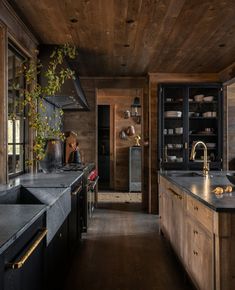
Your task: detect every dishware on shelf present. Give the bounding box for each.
[202,111,217,117]
[203,96,214,102]
[167,144,173,149]
[194,94,204,102]
[176,157,183,162]
[189,98,193,102]
[164,111,182,118]
[166,98,172,102]
[175,127,183,134]
[174,144,183,149]
[164,129,167,135]
[197,131,215,135]
[167,155,176,162]
[168,128,174,135]
[206,143,216,149]
[189,112,194,117]
[205,128,214,133]
[194,112,200,117]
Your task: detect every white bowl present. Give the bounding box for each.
[202,111,217,117]
[175,127,183,134]
[206,143,216,149]
[194,94,204,102]
[174,144,183,149]
[203,96,214,102]
[164,111,182,118]
[176,157,183,162]
[167,156,176,162]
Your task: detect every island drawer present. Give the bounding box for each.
[186,195,213,233]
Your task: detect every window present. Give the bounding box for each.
[8,44,27,176]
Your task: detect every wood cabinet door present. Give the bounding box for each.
[163,190,173,239]
[185,217,213,290]
[171,191,184,260]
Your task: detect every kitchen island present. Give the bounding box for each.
[159,171,235,290]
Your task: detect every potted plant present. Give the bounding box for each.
[11,44,77,172]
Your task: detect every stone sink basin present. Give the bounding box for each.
[0,186,71,245]
[0,186,42,204]
[167,171,214,178]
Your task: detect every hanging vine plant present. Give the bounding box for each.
[12,44,77,164]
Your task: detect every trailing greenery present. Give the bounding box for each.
[12,44,77,164]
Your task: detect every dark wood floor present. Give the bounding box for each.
[63,204,194,290]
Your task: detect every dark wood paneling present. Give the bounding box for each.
[64,78,149,210]
[97,89,142,191]
[9,0,235,76]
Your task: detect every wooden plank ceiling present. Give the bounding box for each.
[10,0,235,76]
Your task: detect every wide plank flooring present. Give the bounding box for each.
[64,204,193,290]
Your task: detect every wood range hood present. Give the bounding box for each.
[39,45,89,111]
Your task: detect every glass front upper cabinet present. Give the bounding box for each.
[158,83,222,171]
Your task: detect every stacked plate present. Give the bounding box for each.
[202,111,217,117]
[164,111,182,118]
[194,94,204,102]
[203,96,214,102]
[206,143,216,149]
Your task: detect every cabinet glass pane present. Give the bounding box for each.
[188,87,220,164]
[163,87,184,164]
[15,145,24,173]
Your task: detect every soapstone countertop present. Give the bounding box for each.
[0,170,84,250]
[16,171,84,188]
[160,171,235,212]
[0,204,46,255]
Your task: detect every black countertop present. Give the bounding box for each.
[0,205,46,255]
[160,171,235,212]
[17,171,84,188]
[0,170,85,252]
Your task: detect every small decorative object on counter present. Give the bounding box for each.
[39,139,62,173]
[134,135,141,146]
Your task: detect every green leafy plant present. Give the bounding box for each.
[11,44,77,164]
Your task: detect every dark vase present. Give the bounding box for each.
[39,139,62,173]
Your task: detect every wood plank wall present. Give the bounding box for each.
[97,89,142,191]
[64,77,149,210]
[148,73,220,213]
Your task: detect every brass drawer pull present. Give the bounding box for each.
[193,206,199,211]
[71,185,82,196]
[193,230,198,235]
[8,228,47,270]
[168,188,183,200]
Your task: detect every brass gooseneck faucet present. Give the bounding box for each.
[190,141,209,176]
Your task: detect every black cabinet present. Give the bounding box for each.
[68,180,83,254]
[46,219,68,290]
[1,214,46,290]
[158,83,223,170]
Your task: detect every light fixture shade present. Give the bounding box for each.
[131,97,141,108]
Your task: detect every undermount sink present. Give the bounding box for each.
[168,172,213,178]
[0,186,42,204]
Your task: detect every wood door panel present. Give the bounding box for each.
[186,217,213,290]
